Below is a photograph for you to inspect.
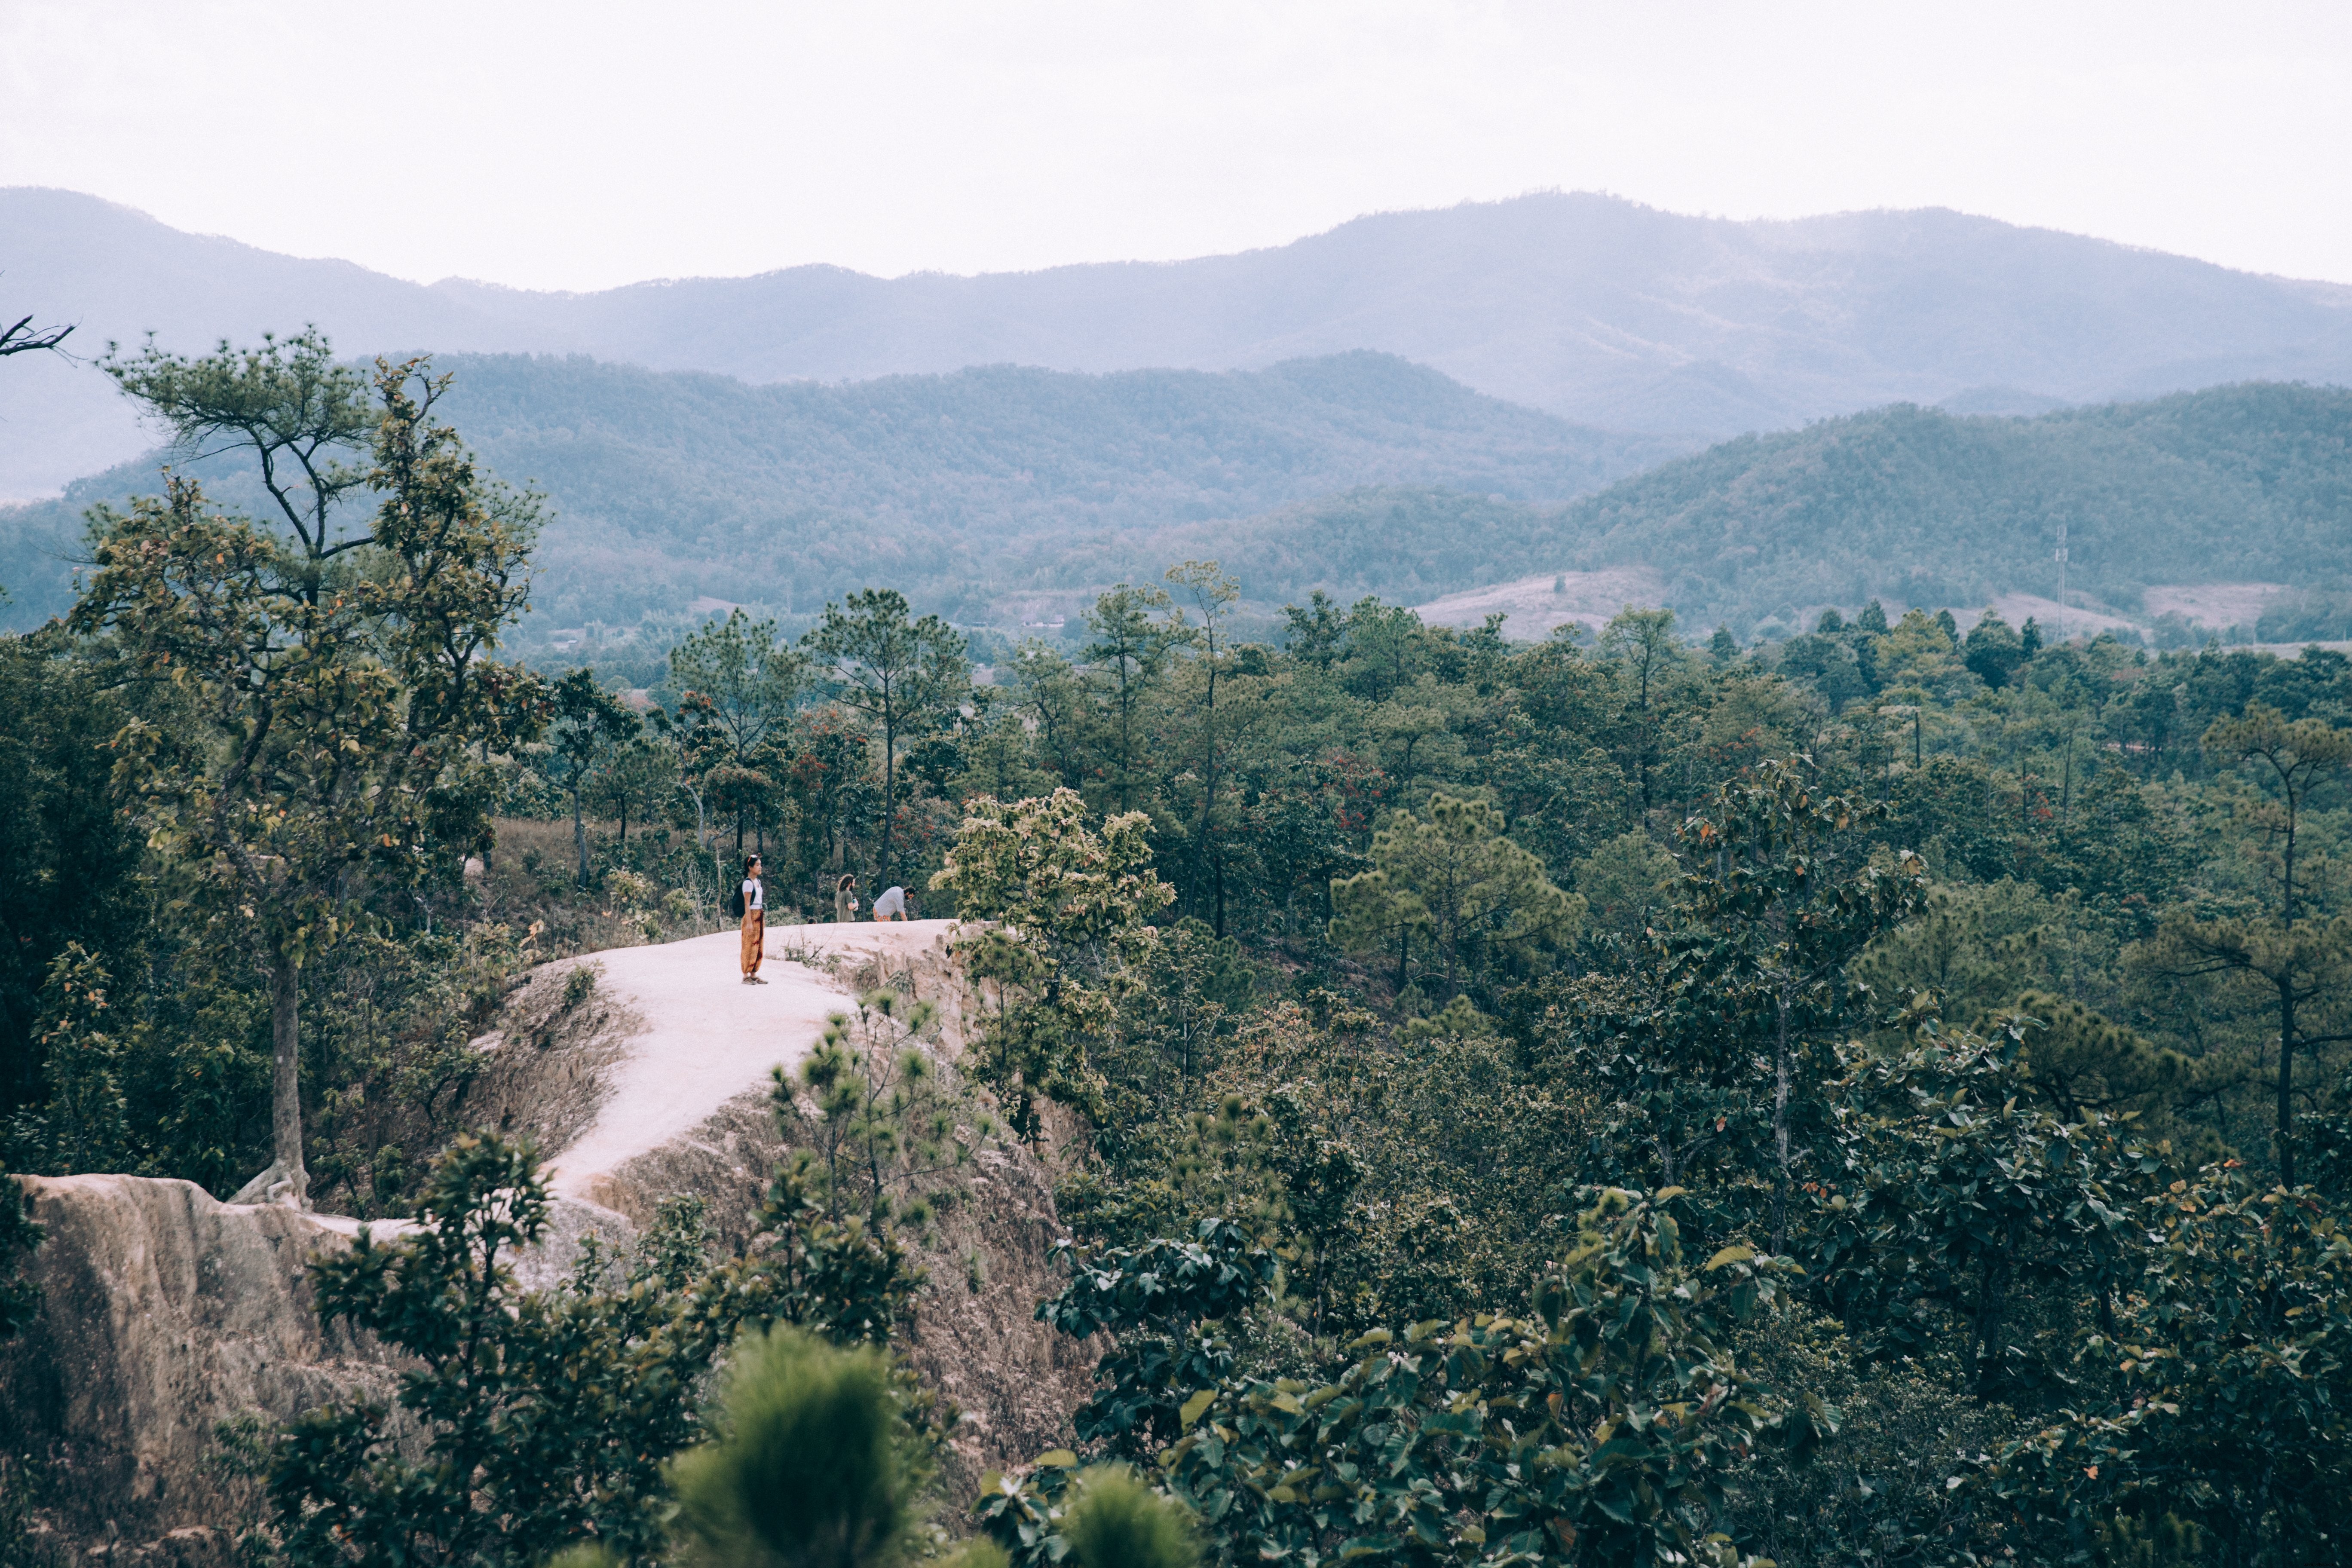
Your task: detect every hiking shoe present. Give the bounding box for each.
[747,975,769,985]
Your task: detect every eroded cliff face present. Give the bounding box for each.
[0,920,1092,1559]
[0,1175,403,1558]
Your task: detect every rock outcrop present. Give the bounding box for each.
[0,918,1092,1559]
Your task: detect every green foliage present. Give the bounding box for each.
[805,588,970,890]
[668,1326,925,1568]
[0,1175,40,1341]
[778,989,993,1228]
[933,788,1173,1142]
[1061,1467,1199,1568]
[1330,792,1580,1001]
[28,944,129,1174]
[265,1120,921,1566]
[1817,1018,2135,1395]
[995,1190,1804,1568]
[270,1135,730,1565]
[547,668,641,886]
[1990,1165,2352,1566]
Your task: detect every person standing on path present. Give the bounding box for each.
[871,884,907,922]
[739,855,768,984]
[834,873,859,924]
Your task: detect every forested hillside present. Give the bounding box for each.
[1549,381,2352,635]
[0,349,1672,630]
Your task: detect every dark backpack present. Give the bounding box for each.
[726,885,746,919]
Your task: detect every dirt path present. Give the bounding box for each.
[541,918,961,1208]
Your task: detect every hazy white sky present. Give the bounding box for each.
[4,0,2349,292]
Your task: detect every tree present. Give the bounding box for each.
[1602,606,1684,817]
[2146,704,2352,1185]
[590,733,680,846]
[1082,584,1181,813]
[105,330,376,588]
[1991,1162,2352,1565]
[666,1326,926,1568]
[269,1115,920,1567]
[1670,760,1927,1253]
[1166,563,1242,933]
[1329,793,1580,1002]
[991,1192,1808,1568]
[72,351,539,1207]
[930,788,1173,1142]
[1963,609,2028,690]
[777,989,991,1225]
[670,609,806,851]
[804,590,968,892]
[546,671,640,888]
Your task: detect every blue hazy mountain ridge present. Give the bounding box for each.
[7,185,2352,492]
[0,349,1681,628]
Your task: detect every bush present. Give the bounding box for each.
[668,1326,925,1568]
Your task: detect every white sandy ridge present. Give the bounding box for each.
[542,919,960,1207]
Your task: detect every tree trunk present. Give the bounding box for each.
[234,936,309,1208]
[1770,990,1792,1255]
[1973,1246,2011,1396]
[2279,975,2298,1188]
[573,790,591,888]
[879,714,896,891]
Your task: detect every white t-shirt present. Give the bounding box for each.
[872,885,906,918]
[741,878,763,912]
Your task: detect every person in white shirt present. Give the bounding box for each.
[738,855,767,985]
[871,884,907,922]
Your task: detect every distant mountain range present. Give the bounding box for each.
[7,186,2352,495]
[0,351,1680,630]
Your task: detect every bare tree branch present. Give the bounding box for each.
[0,312,74,358]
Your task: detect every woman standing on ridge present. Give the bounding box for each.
[738,854,767,984]
[834,873,859,924]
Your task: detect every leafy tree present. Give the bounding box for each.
[1329,793,1580,1003]
[0,631,141,1119]
[546,670,640,888]
[805,590,968,891]
[991,1191,1809,1568]
[1817,1018,2134,1395]
[104,329,376,584]
[1082,584,1182,814]
[1571,829,1681,942]
[30,944,130,1174]
[1992,1163,2352,1566]
[931,789,1173,1142]
[1964,609,2029,690]
[2145,703,2352,1185]
[590,732,680,845]
[267,1116,919,1567]
[777,988,992,1226]
[1669,761,1926,1252]
[72,355,538,1207]
[1165,563,1244,933]
[670,609,807,852]
[1601,606,1684,817]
